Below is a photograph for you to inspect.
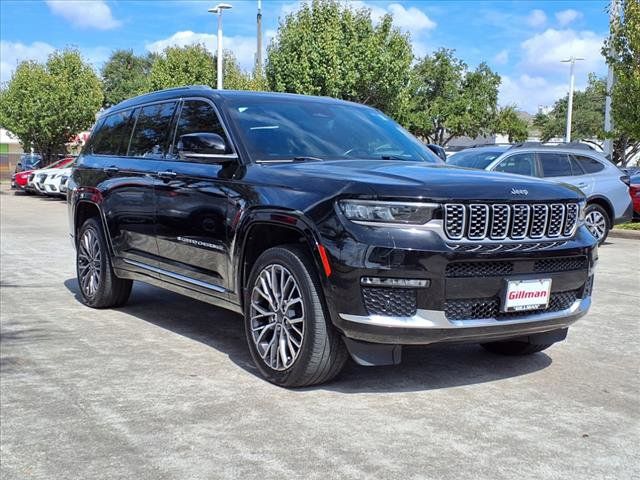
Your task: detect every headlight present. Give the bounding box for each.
[338,200,439,225]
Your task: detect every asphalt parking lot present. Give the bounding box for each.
[1,187,639,480]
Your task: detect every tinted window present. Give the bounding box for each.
[128,102,177,158]
[574,155,605,174]
[494,153,535,176]
[171,100,229,158]
[92,111,133,156]
[447,150,504,169]
[540,152,575,177]
[226,98,440,163]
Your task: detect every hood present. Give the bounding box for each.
[265,160,584,202]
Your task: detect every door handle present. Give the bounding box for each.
[103,166,119,175]
[577,183,588,188]
[157,170,177,179]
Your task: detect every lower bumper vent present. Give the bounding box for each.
[362,287,417,317]
[445,289,580,321]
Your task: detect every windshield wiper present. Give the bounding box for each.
[256,156,324,164]
[292,156,324,162]
[379,154,419,161]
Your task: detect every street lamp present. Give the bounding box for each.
[561,56,584,143]
[208,3,233,89]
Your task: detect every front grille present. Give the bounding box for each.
[446,256,586,278]
[362,287,417,317]
[448,241,569,253]
[443,203,580,241]
[533,256,588,273]
[28,173,35,181]
[446,261,514,278]
[445,289,580,320]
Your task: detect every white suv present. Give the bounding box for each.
[448,143,633,243]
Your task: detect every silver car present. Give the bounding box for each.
[448,143,633,244]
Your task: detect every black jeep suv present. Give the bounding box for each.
[68,86,597,387]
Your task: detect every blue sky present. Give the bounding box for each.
[0,0,610,112]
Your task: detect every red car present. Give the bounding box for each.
[630,172,640,219]
[12,156,75,193]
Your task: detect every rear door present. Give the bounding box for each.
[538,152,594,195]
[153,98,238,295]
[93,101,177,267]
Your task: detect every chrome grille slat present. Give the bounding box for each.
[490,204,510,239]
[468,204,489,239]
[510,204,530,239]
[443,202,579,242]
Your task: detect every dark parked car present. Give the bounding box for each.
[68,87,597,387]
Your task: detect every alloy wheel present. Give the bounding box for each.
[77,229,102,297]
[249,264,305,371]
[585,210,607,241]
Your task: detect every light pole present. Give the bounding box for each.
[604,0,620,159]
[208,3,233,89]
[561,56,584,143]
[256,0,263,72]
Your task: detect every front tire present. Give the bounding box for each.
[244,245,348,387]
[584,203,610,245]
[481,340,552,356]
[76,218,132,308]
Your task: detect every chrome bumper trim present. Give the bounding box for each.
[339,297,590,329]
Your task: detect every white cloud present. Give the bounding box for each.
[493,49,509,65]
[387,3,437,32]
[146,31,259,72]
[520,28,605,75]
[0,41,55,83]
[46,0,121,30]
[555,9,582,27]
[280,1,436,36]
[499,74,570,113]
[526,9,547,28]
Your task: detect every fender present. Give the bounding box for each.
[232,207,330,311]
[72,186,116,256]
[586,194,614,221]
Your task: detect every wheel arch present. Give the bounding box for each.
[234,210,330,312]
[586,195,614,227]
[74,199,114,254]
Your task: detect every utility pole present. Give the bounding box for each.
[604,0,620,159]
[561,56,584,143]
[208,3,233,89]
[256,0,263,72]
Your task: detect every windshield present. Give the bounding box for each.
[447,149,504,169]
[20,154,42,168]
[225,98,441,163]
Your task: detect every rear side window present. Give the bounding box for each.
[574,155,605,173]
[91,110,133,156]
[493,153,536,176]
[539,152,576,177]
[169,100,229,159]
[128,102,177,158]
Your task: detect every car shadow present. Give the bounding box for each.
[64,278,552,393]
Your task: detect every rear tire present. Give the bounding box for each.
[584,203,610,245]
[244,245,348,387]
[481,341,552,356]
[76,218,132,308]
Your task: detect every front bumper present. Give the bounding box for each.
[320,219,597,348]
[337,296,590,345]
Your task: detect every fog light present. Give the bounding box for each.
[361,277,429,288]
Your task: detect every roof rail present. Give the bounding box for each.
[103,85,214,113]
[509,141,596,151]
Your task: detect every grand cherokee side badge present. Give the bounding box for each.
[511,188,529,195]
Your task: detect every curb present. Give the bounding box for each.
[609,228,640,240]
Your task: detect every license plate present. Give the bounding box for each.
[503,279,552,312]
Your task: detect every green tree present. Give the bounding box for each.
[148,44,256,92]
[0,49,102,163]
[603,0,640,164]
[405,48,502,145]
[533,74,606,142]
[101,50,155,107]
[496,106,529,143]
[266,0,413,118]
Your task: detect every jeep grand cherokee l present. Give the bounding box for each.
[68,87,597,387]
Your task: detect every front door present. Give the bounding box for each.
[154,98,238,295]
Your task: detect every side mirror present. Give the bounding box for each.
[177,132,231,160]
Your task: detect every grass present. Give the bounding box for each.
[615,222,640,231]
